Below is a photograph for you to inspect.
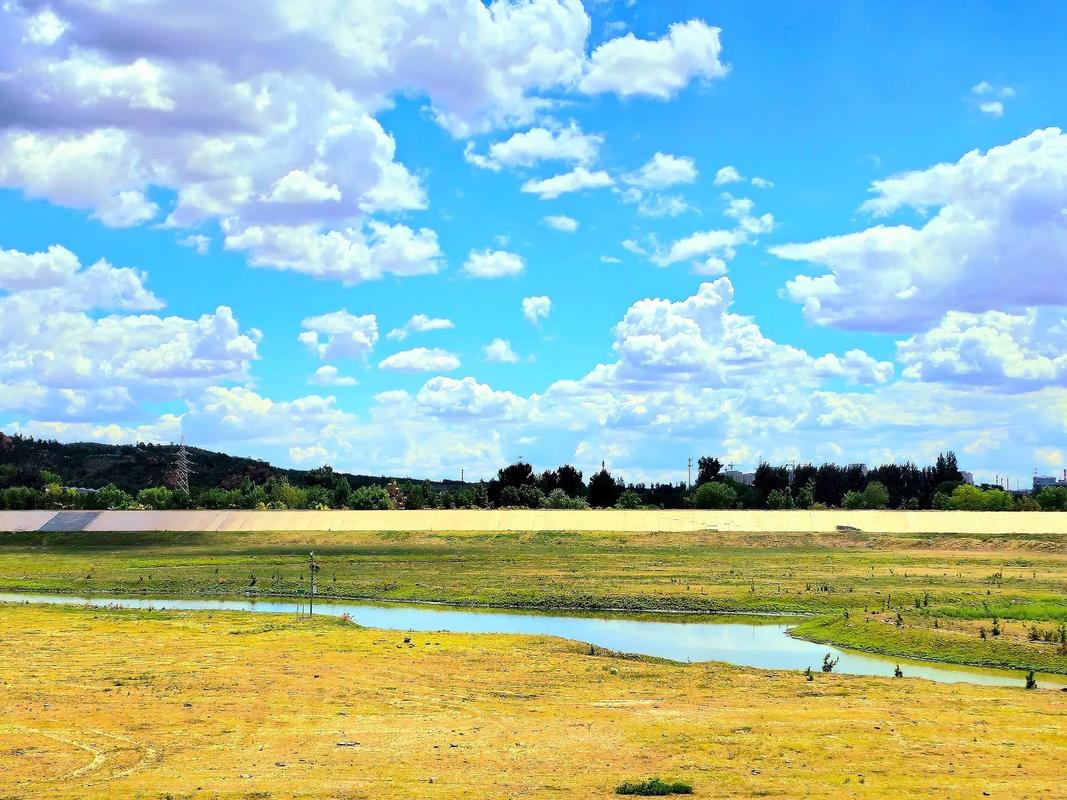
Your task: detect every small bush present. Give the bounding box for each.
[615,778,693,796]
[821,652,839,673]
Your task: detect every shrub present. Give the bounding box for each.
[615,490,642,510]
[766,488,794,510]
[615,778,693,796]
[546,488,589,510]
[842,490,865,510]
[821,652,839,673]
[517,484,547,509]
[349,485,394,510]
[1014,495,1041,511]
[1025,671,1037,690]
[693,481,737,509]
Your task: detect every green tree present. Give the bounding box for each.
[615,489,642,509]
[137,486,174,510]
[587,468,623,508]
[94,483,132,510]
[696,456,723,486]
[1036,486,1067,511]
[862,481,889,509]
[693,481,737,509]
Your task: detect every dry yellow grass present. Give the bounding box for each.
[2,603,1065,799]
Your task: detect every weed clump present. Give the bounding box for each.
[1025,671,1037,691]
[822,652,839,673]
[615,778,693,796]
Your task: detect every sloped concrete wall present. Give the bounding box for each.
[1,509,1066,534]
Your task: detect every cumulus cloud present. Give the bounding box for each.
[386,314,455,341]
[521,166,614,199]
[772,128,1067,330]
[544,214,579,232]
[378,347,460,373]
[897,308,1067,390]
[522,295,552,326]
[0,244,259,421]
[463,248,525,278]
[308,365,358,387]
[621,190,692,218]
[623,152,697,188]
[223,221,441,286]
[298,311,378,361]
[483,338,521,363]
[713,165,742,185]
[579,19,728,98]
[464,122,601,171]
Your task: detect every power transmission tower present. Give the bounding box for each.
[175,435,194,496]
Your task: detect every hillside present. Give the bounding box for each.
[0,432,447,493]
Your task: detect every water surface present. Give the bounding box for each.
[4,592,1063,689]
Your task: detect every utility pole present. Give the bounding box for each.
[687,457,692,489]
[308,551,320,616]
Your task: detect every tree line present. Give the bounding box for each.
[2,453,1066,511]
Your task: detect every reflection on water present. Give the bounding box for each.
[3,592,1063,689]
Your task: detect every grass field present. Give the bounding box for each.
[1,528,1065,672]
[2,602,1065,799]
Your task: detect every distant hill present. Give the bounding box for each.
[0,432,454,492]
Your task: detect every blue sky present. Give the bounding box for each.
[2,0,1066,485]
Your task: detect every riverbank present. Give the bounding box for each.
[2,602,1064,799]
[1,528,1064,672]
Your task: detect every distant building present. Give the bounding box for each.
[724,470,755,486]
[1033,471,1067,492]
[961,471,974,485]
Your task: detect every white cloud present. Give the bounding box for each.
[223,221,442,287]
[290,444,330,463]
[522,295,552,326]
[299,311,378,361]
[544,214,579,232]
[750,176,773,189]
[713,165,743,185]
[580,19,728,99]
[465,122,601,171]
[623,152,697,189]
[416,376,526,421]
[897,308,1067,389]
[386,314,455,341]
[483,338,520,363]
[309,365,358,387]
[463,249,525,278]
[652,229,745,268]
[600,255,622,264]
[979,101,1004,117]
[178,234,210,255]
[379,347,461,373]
[971,81,1014,117]
[1035,447,1064,468]
[621,188,692,218]
[521,166,614,199]
[772,128,1067,330]
[0,244,259,421]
